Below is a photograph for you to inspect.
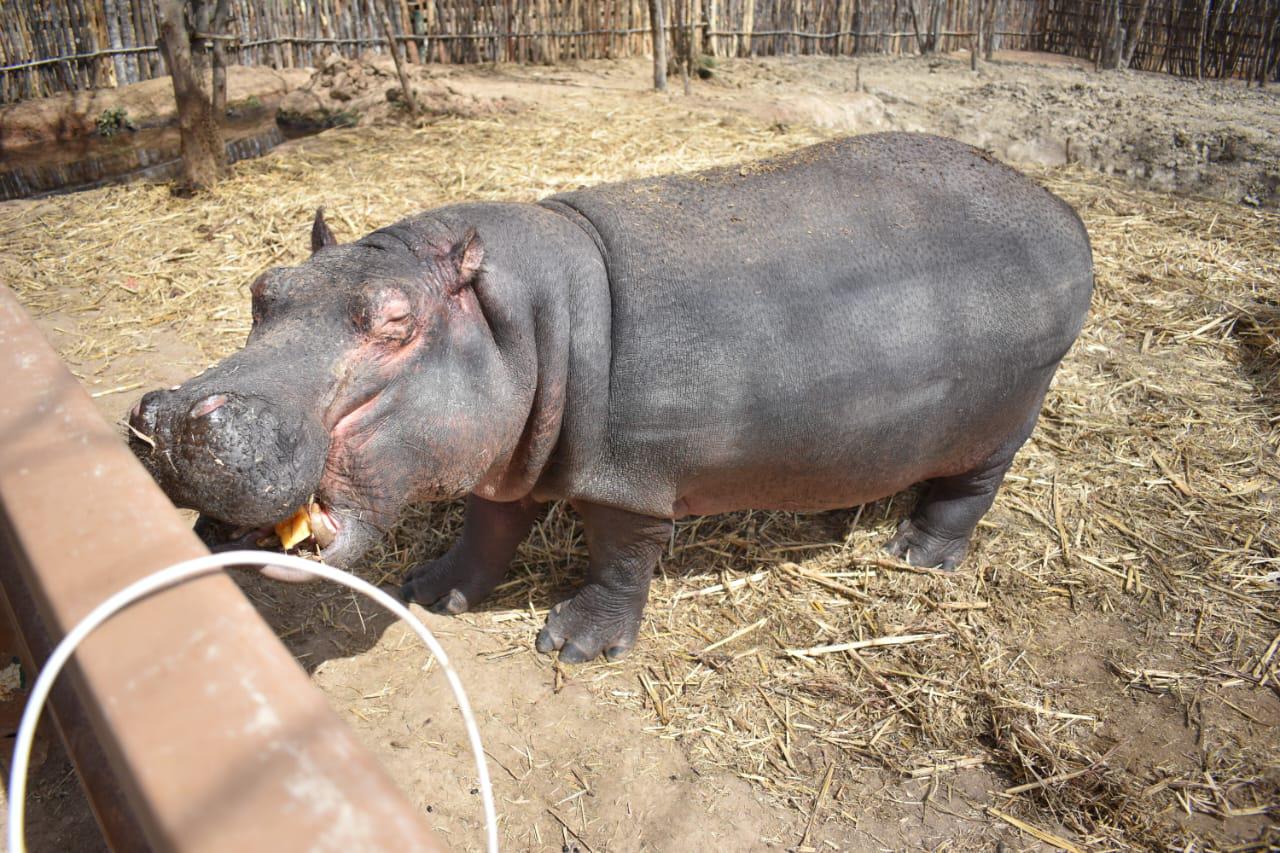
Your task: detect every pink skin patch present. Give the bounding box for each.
[299,319,434,553]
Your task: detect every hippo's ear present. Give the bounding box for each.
[444,228,484,295]
[310,207,338,254]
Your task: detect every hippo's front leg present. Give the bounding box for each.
[401,495,543,614]
[536,503,672,663]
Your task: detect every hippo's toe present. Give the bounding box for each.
[400,555,494,615]
[535,587,643,663]
[884,518,969,571]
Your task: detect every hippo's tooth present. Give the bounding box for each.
[307,502,337,549]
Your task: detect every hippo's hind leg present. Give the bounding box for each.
[536,502,672,664]
[885,402,1044,571]
[401,495,543,614]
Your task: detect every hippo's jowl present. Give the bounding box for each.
[130,134,1093,662]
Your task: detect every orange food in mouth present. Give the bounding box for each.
[273,502,338,550]
[275,506,312,549]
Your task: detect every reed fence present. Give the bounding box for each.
[1042,0,1278,79]
[1,0,1276,103]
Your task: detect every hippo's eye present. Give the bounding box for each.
[357,289,415,344]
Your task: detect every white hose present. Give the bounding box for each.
[6,550,498,853]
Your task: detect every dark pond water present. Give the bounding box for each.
[0,110,313,201]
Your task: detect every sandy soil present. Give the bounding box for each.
[706,51,1280,207]
[2,52,1277,852]
[437,50,1280,208]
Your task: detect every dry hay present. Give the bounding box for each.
[1,83,1277,850]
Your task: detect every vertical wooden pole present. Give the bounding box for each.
[142,0,162,75]
[675,0,689,90]
[379,6,416,117]
[983,0,993,60]
[689,0,700,71]
[707,0,719,55]
[1261,3,1279,87]
[496,0,507,62]
[543,0,553,63]
[971,0,979,69]
[1123,0,1152,69]
[1196,0,1210,80]
[211,0,231,116]
[649,0,668,88]
[116,0,136,82]
[852,0,862,56]
[127,0,147,79]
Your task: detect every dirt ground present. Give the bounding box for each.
[698,50,1280,208]
[400,49,1280,208]
[0,65,313,149]
[1,52,1277,851]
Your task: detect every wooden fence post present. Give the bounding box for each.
[1122,0,1152,69]
[648,0,667,89]
[210,0,231,116]
[1260,2,1279,87]
[1195,0,1209,79]
[983,0,995,60]
[971,0,980,68]
[379,6,416,117]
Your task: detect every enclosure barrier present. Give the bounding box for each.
[0,286,445,851]
[1,0,1045,99]
[5,0,1273,103]
[1041,0,1279,79]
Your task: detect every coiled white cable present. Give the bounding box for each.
[6,550,498,853]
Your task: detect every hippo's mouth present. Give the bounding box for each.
[197,501,342,554]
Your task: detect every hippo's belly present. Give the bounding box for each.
[616,264,1058,518]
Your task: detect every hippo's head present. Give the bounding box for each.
[129,208,523,566]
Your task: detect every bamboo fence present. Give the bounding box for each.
[1,0,1276,103]
[1041,0,1279,80]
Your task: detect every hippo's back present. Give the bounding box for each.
[542,134,1092,517]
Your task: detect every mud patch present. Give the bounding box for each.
[277,52,523,131]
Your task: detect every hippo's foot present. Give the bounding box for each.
[884,518,969,571]
[537,502,670,663]
[535,584,646,663]
[400,495,541,615]
[401,552,503,615]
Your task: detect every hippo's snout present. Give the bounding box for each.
[129,387,330,529]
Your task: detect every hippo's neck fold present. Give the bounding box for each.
[414,202,605,505]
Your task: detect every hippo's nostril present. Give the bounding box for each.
[130,389,165,431]
[189,394,228,420]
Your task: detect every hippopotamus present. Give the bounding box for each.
[129,133,1093,663]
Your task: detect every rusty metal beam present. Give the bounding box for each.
[0,287,445,852]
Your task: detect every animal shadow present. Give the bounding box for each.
[231,494,915,674]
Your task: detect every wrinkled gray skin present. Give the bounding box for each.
[130,133,1093,662]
